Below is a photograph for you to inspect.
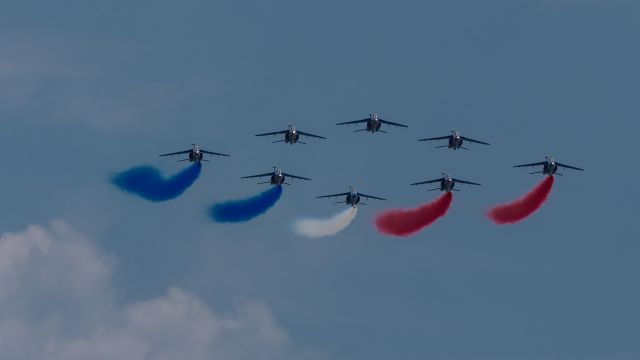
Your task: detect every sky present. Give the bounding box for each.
[1,0,639,359]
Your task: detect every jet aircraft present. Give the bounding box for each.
[418,130,490,150]
[411,173,481,192]
[255,124,326,144]
[316,186,386,207]
[336,113,408,133]
[514,156,584,176]
[241,167,311,186]
[160,143,230,162]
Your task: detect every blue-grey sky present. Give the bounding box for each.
[1,1,639,359]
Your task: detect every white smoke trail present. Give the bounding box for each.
[293,207,358,238]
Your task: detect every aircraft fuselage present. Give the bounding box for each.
[345,192,361,206]
[441,178,455,192]
[366,119,382,133]
[267,169,287,185]
[285,129,300,144]
[269,174,285,185]
[188,150,204,162]
[449,136,463,149]
[543,161,558,176]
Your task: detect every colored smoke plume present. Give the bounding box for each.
[375,192,453,237]
[293,207,358,238]
[487,176,554,225]
[112,163,202,202]
[210,186,283,223]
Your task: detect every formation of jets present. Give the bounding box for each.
[158,113,584,207]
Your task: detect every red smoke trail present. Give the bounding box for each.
[375,192,453,237]
[487,176,554,225]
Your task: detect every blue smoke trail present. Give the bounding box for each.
[209,186,283,223]
[112,163,202,202]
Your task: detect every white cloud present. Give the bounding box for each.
[0,221,292,360]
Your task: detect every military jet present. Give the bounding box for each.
[411,173,481,192]
[316,186,386,207]
[160,143,230,162]
[255,124,326,145]
[336,113,408,133]
[418,130,490,150]
[514,156,584,176]
[241,167,311,186]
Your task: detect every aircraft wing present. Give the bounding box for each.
[513,161,547,168]
[241,172,273,179]
[316,192,349,199]
[159,149,190,157]
[453,178,481,186]
[336,118,370,126]
[283,173,311,181]
[460,136,490,145]
[410,177,444,186]
[357,193,387,201]
[379,119,408,128]
[418,135,450,142]
[201,150,230,157]
[255,130,288,137]
[556,162,584,171]
[297,130,327,139]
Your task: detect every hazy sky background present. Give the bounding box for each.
[1,1,639,359]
